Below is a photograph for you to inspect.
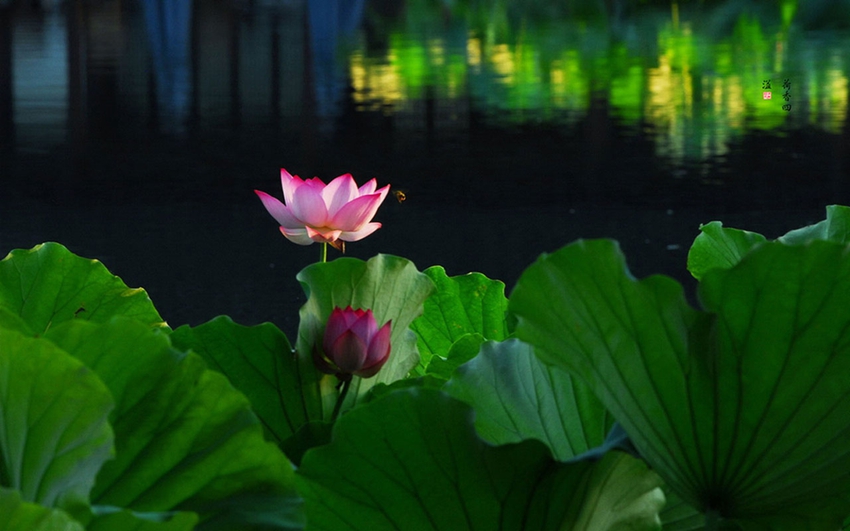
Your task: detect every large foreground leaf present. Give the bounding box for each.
[409,267,509,373]
[687,204,850,280]
[0,329,114,518]
[659,488,704,530]
[778,204,850,245]
[296,254,434,410]
[0,488,84,531]
[511,239,850,529]
[170,317,322,449]
[296,388,663,530]
[0,242,165,333]
[686,222,766,281]
[46,319,304,530]
[444,339,613,461]
[0,307,32,336]
[87,507,198,531]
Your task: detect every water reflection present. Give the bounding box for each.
[307,0,364,133]
[3,0,848,161]
[141,0,192,133]
[0,4,12,150]
[350,3,848,163]
[8,6,68,150]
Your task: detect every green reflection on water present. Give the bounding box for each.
[348,0,849,162]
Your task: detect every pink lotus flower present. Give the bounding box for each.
[255,169,390,249]
[315,306,392,379]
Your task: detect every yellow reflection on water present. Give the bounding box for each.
[350,51,404,112]
[489,43,515,85]
[821,64,848,133]
[647,53,685,160]
[721,76,746,131]
[467,36,482,71]
[549,62,566,107]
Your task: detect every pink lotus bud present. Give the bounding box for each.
[315,306,391,379]
[255,169,390,247]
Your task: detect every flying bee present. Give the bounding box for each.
[393,190,407,203]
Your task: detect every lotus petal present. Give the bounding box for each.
[339,222,382,242]
[254,190,301,229]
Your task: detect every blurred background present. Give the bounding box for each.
[0,0,848,337]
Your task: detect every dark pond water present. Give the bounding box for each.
[1,0,849,337]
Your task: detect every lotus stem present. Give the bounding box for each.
[321,241,328,263]
[331,378,352,421]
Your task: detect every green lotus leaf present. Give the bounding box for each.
[0,329,114,519]
[0,488,84,531]
[296,388,664,530]
[510,238,850,529]
[687,205,850,280]
[170,317,322,450]
[45,318,304,530]
[0,242,166,334]
[87,506,198,531]
[279,421,334,467]
[409,266,509,373]
[445,338,613,461]
[778,204,850,245]
[686,222,767,280]
[360,337,484,403]
[424,332,484,380]
[660,487,704,530]
[363,375,447,402]
[0,306,33,335]
[296,254,434,411]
